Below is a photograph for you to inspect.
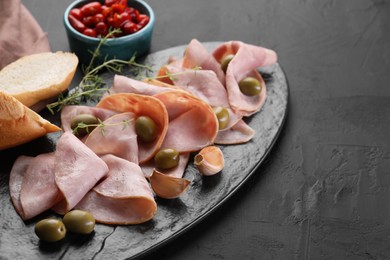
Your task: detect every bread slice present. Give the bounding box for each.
[0,91,61,150]
[0,52,78,111]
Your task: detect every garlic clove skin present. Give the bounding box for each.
[148,169,191,199]
[194,146,224,176]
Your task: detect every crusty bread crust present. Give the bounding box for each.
[0,91,61,150]
[0,52,78,110]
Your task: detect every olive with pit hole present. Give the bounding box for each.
[238,77,262,96]
[63,210,95,234]
[135,116,157,142]
[154,148,180,169]
[34,218,66,242]
[220,54,235,73]
[213,106,230,130]
[70,114,99,136]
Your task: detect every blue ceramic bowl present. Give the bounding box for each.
[64,0,155,66]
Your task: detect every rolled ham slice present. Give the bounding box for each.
[96,93,169,163]
[76,154,157,225]
[52,132,108,214]
[212,41,277,116]
[154,90,218,152]
[85,112,139,164]
[61,105,117,133]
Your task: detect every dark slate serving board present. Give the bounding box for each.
[0,42,288,259]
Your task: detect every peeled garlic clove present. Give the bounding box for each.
[148,169,191,199]
[194,146,224,176]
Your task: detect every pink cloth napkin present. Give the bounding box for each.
[0,0,51,69]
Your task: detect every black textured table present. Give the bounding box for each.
[13,0,390,259]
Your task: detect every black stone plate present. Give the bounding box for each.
[0,42,288,259]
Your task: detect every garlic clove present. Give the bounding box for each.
[148,169,191,199]
[194,146,224,176]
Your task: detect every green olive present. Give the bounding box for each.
[135,116,157,143]
[154,148,180,169]
[213,106,230,130]
[238,77,262,96]
[70,114,99,136]
[63,210,95,234]
[34,218,66,242]
[220,54,235,73]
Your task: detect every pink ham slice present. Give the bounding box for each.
[9,155,33,220]
[19,153,62,220]
[154,90,218,152]
[214,119,255,144]
[182,38,226,85]
[85,112,139,164]
[160,65,241,130]
[212,41,277,68]
[212,41,277,117]
[107,75,177,96]
[96,93,169,163]
[61,105,117,133]
[76,154,157,225]
[52,132,108,214]
[9,153,63,220]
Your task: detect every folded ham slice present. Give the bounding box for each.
[96,93,169,163]
[52,132,108,214]
[154,90,218,152]
[19,153,62,220]
[107,75,177,96]
[215,119,255,144]
[213,41,277,68]
[61,105,117,132]
[76,154,157,225]
[9,154,63,220]
[212,41,277,117]
[182,38,226,85]
[9,153,63,220]
[9,155,33,220]
[159,65,241,130]
[85,112,139,164]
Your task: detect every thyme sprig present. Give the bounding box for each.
[72,119,132,136]
[46,28,153,114]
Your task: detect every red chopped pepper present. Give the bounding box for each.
[69,0,150,38]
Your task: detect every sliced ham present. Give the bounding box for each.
[212,41,277,68]
[96,93,169,163]
[61,105,117,133]
[214,119,255,144]
[154,90,218,152]
[212,41,277,116]
[52,132,108,214]
[9,155,34,220]
[85,112,139,164]
[9,153,63,220]
[160,65,242,130]
[19,152,62,220]
[107,75,177,96]
[182,39,226,85]
[76,154,157,225]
